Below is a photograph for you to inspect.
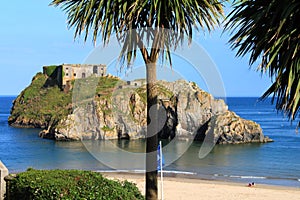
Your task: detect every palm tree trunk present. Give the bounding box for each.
[145,62,158,200]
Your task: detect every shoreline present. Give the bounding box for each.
[96,170,300,189]
[101,171,300,190]
[103,172,300,200]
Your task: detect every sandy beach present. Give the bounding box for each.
[104,173,300,200]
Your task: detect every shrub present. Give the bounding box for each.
[23,73,48,102]
[6,169,144,200]
[44,65,59,77]
[9,72,72,129]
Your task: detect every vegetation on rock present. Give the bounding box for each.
[8,73,121,133]
[9,73,72,129]
[43,65,60,77]
[9,72,271,144]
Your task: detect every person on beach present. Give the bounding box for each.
[248,182,255,187]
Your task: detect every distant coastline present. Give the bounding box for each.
[0,95,17,97]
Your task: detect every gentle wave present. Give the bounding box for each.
[214,174,300,184]
[235,111,275,115]
[162,170,196,175]
[95,169,144,173]
[95,169,196,175]
[214,174,266,179]
[230,175,267,179]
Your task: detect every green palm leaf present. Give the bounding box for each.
[226,0,300,120]
[51,0,225,66]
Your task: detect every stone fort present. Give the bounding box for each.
[43,64,106,88]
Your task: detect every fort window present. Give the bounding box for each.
[66,73,69,76]
[93,65,98,74]
[74,73,76,77]
[82,73,86,78]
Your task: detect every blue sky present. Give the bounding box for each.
[0,1,272,97]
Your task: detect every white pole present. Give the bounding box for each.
[159,141,164,200]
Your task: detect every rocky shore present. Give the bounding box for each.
[8,74,272,144]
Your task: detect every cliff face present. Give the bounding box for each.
[53,80,271,144]
[9,74,272,144]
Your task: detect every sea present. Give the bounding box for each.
[0,96,300,187]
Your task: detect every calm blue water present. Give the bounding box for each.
[0,96,299,187]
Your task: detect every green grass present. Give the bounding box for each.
[23,73,47,101]
[101,125,114,131]
[94,77,122,116]
[156,83,173,99]
[134,83,174,104]
[96,76,121,96]
[135,86,147,104]
[9,73,72,128]
[44,65,60,77]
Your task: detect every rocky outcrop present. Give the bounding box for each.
[196,111,272,144]
[9,73,272,144]
[8,73,72,131]
[51,79,272,144]
[160,80,228,140]
[53,86,148,141]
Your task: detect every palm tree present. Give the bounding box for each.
[225,0,300,120]
[51,0,225,199]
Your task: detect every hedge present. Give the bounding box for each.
[6,169,144,200]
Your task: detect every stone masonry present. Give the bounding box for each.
[0,161,8,200]
[43,64,107,88]
[62,64,106,86]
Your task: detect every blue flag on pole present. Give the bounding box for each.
[157,142,165,171]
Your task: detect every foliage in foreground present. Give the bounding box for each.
[6,169,144,200]
[226,0,300,120]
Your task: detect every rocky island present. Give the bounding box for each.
[8,65,272,144]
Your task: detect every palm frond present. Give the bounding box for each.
[51,0,226,66]
[225,0,300,120]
